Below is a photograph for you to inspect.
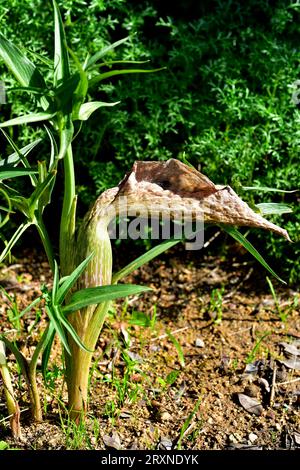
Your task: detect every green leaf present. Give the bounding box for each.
[0,441,8,450]
[35,161,56,211]
[167,330,185,367]
[55,306,93,353]
[89,67,166,87]
[0,33,46,89]
[76,101,120,121]
[256,203,293,215]
[46,305,71,355]
[57,114,74,159]
[166,370,180,386]
[0,112,55,128]
[52,260,59,304]
[63,285,151,314]
[53,0,70,86]
[243,186,298,193]
[0,134,41,169]
[44,126,58,170]
[0,222,32,263]
[11,295,43,321]
[68,49,89,118]
[27,170,57,216]
[176,397,201,449]
[0,168,38,181]
[41,323,56,380]
[85,36,130,70]
[0,187,12,228]
[0,130,40,186]
[222,225,286,284]
[129,311,152,327]
[56,252,94,305]
[112,239,180,284]
[98,60,151,67]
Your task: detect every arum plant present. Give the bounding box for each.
[0,1,291,426]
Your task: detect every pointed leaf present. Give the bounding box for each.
[53,0,70,86]
[0,133,41,168]
[0,130,40,186]
[0,187,12,228]
[243,186,298,193]
[57,114,74,159]
[0,168,38,181]
[52,260,59,304]
[0,221,32,263]
[27,170,57,215]
[98,60,150,67]
[63,285,151,313]
[112,239,180,284]
[0,33,46,88]
[11,296,43,321]
[46,305,70,355]
[85,36,130,70]
[68,49,88,117]
[41,323,56,380]
[44,125,58,169]
[255,203,293,215]
[56,252,94,305]
[0,112,55,128]
[89,67,166,87]
[222,225,286,283]
[56,306,93,353]
[77,101,120,121]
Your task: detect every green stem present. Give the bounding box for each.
[59,144,75,275]
[28,325,51,422]
[66,302,111,420]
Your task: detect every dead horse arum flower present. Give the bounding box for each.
[86,159,291,242]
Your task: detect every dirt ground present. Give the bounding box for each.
[0,242,299,450]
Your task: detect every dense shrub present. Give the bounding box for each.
[1,0,299,282]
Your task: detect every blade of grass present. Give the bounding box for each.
[222,225,286,284]
[112,239,180,284]
[167,330,185,367]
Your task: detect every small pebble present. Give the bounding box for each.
[160,411,172,422]
[195,338,205,348]
[248,433,258,443]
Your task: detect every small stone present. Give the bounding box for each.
[160,411,172,422]
[248,433,258,443]
[195,338,205,348]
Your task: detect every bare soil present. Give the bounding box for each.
[0,244,299,450]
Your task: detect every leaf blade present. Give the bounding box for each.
[222,225,286,284]
[0,112,55,128]
[112,239,180,284]
[63,285,151,313]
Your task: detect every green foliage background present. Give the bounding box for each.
[1,0,299,282]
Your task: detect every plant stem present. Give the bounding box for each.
[28,325,51,422]
[0,341,22,438]
[59,144,76,275]
[66,302,110,420]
